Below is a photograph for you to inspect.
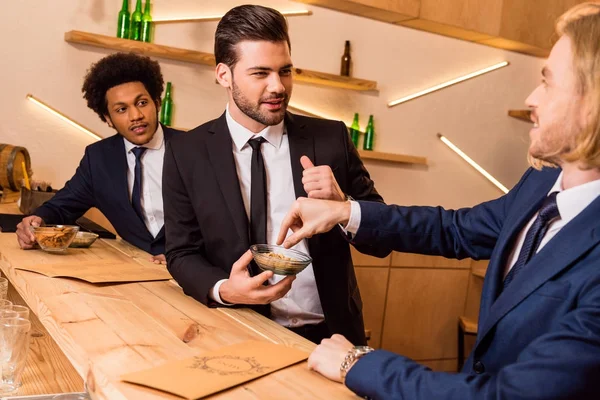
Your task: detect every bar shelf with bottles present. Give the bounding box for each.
[349,113,427,165]
[64,31,378,92]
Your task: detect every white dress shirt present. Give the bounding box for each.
[347,171,600,277]
[123,125,165,238]
[503,172,600,277]
[211,106,325,328]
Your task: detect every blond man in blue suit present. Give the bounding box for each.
[277,3,600,399]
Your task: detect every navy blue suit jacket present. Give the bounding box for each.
[346,167,600,400]
[34,125,182,255]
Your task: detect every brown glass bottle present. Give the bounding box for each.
[340,41,351,76]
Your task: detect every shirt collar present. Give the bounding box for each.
[225,104,284,151]
[551,171,600,225]
[123,124,165,153]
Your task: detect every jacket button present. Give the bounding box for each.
[473,361,485,374]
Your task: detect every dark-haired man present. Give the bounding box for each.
[16,52,183,260]
[163,5,389,344]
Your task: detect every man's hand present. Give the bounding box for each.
[150,254,167,265]
[300,156,344,201]
[219,250,296,305]
[16,216,44,249]
[277,197,351,248]
[308,334,354,383]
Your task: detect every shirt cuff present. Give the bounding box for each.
[210,279,233,306]
[343,201,361,234]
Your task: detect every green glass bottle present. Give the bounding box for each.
[129,0,143,41]
[160,82,173,126]
[141,1,153,43]
[363,115,374,151]
[350,113,360,147]
[116,0,130,39]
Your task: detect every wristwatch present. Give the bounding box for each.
[340,345,374,382]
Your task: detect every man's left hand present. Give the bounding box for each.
[301,156,345,201]
[150,254,167,265]
[308,334,354,383]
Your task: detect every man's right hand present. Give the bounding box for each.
[277,197,351,249]
[219,250,296,305]
[16,216,44,249]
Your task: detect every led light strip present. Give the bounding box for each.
[26,94,101,141]
[388,61,509,108]
[154,10,312,23]
[437,133,508,194]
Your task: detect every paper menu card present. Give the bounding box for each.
[15,259,172,283]
[121,340,309,399]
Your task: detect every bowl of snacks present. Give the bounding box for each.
[30,225,79,252]
[69,231,99,248]
[249,244,312,276]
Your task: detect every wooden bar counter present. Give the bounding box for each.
[0,207,357,399]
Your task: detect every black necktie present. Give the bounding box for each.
[131,146,148,223]
[248,137,267,276]
[503,192,560,290]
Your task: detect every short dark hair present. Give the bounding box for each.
[215,5,291,68]
[81,52,164,122]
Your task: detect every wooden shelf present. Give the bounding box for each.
[508,109,532,123]
[358,150,427,165]
[64,30,378,92]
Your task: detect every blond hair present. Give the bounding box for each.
[530,2,600,169]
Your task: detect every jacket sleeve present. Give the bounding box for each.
[339,121,391,258]
[163,141,229,304]
[34,146,96,224]
[353,168,534,260]
[346,274,600,400]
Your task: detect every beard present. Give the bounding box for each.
[231,79,289,126]
[529,112,578,165]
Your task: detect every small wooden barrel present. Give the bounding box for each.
[0,144,33,191]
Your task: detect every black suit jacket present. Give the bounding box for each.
[164,112,390,344]
[35,125,183,255]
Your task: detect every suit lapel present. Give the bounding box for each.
[206,113,250,247]
[106,134,153,241]
[477,171,559,323]
[477,188,600,346]
[286,112,313,199]
[106,135,130,206]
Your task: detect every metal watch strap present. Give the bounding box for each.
[340,346,374,383]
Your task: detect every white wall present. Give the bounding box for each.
[1,0,544,210]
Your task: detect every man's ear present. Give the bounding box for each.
[104,115,114,128]
[215,63,232,89]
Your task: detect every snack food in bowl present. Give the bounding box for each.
[30,225,79,252]
[249,244,312,275]
[69,231,99,248]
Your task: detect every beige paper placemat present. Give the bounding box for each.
[15,260,172,283]
[121,340,309,399]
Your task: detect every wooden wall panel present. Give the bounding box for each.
[294,0,419,23]
[391,252,471,268]
[381,268,470,359]
[294,0,590,57]
[351,247,392,267]
[418,0,504,36]
[355,267,390,349]
[499,0,584,51]
[399,18,493,42]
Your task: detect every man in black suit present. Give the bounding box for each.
[164,5,389,344]
[16,53,182,260]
